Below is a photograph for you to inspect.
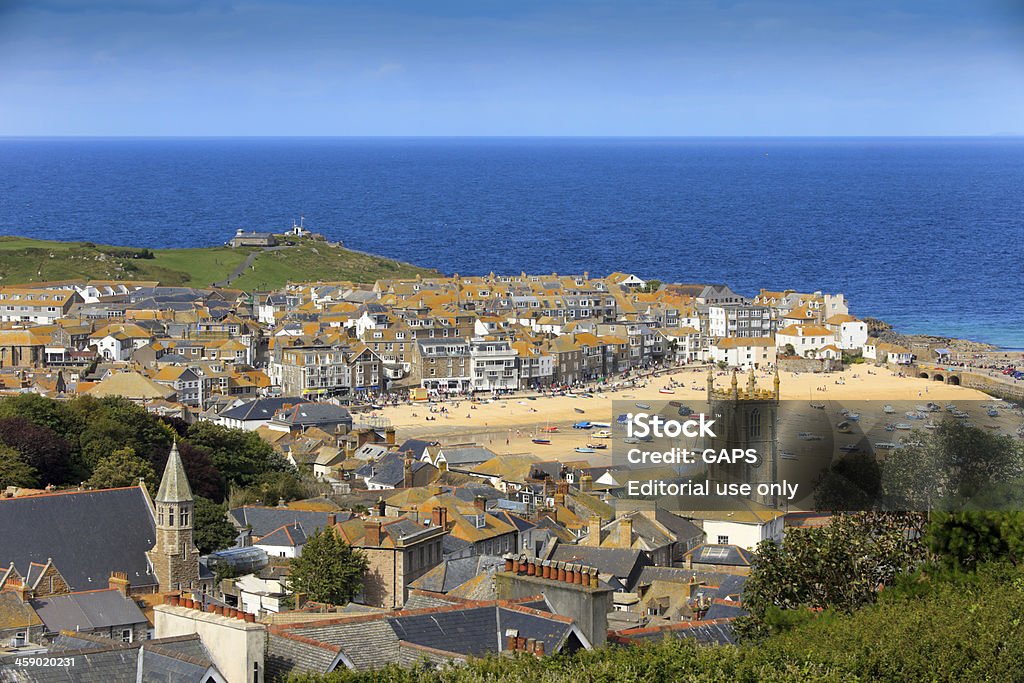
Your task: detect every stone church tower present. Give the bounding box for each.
[706,365,781,507]
[148,441,200,592]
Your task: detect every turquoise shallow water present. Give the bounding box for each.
[0,137,1021,347]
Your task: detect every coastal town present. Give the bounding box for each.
[0,232,1020,682]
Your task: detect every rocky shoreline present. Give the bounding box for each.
[864,317,1000,353]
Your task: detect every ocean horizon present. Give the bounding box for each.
[0,136,1020,347]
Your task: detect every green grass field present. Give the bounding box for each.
[0,236,436,290]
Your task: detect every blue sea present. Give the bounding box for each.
[0,137,1021,347]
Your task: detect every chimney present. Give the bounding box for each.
[403,455,414,489]
[584,516,602,546]
[364,520,382,546]
[616,516,633,548]
[327,513,336,526]
[293,592,307,610]
[580,474,593,492]
[473,495,486,511]
[7,577,29,603]
[385,427,396,445]
[108,571,130,597]
[376,497,386,517]
[431,506,448,528]
[553,493,565,507]
[505,629,518,652]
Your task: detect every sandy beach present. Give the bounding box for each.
[366,366,1001,462]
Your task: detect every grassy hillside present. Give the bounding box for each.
[0,236,436,289]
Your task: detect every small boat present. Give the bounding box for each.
[589,421,611,428]
[370,403,384,410]
[988,408,1000,417]
[894,423,912,431]
[798,432,823,441]
[574,407,586,414]
[837,421,851,433]
[883,405,895,414]
[592,430,613,439]
[532,438,551,445]
[616,414,629,424]
[874,441,901,450]
[635,403,651,410]
[659,388,674,395]
[541,426,559,433]
[847,413,860,421]
[573,421,592,429]
[885,423,896,432]
[839,444,860,452]
[586,443,608,450]
[780,451,798,460]
[623,437,640,444]
[580,393,594,398]
[575,447,596,454]
[810,402,826,410]
[924,422,938,430]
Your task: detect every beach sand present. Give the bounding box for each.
[365,366,999,463]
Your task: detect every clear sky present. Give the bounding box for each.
[1,0,1023,136]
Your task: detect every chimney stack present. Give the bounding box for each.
[403,455,414,489]
[364,520,382,546]
[327,513,336,526]
[432,506,448,528]
[585,515,602,546]
[385,427,396,445]
[108,571,130,597]
[473,495,486,511]
[617,516,633,548]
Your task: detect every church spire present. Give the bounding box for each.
[155,440,192,503]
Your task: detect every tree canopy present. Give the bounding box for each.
[284,528,368,606]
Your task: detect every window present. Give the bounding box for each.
[181,510,189,527]
[14,632,26,647]
[121,629,133,643]
[716,536,730,545]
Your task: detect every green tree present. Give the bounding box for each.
[882,419,1024,511]
[284,528,368,606]
[0,443,38,488]
[193,496,238,554]
[737,512,926,640]
[926,510,1024,571]
[186,422,291,488]
[87,446,157,490]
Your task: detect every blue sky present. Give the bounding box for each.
[1,0,1022,135]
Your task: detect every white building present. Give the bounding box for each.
[707,304,775,339]
[470,339,519,392]
[825,314,868,351]
[775,324,838,358]
[709,337,776,369]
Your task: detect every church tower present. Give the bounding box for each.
[706,365,781,507]
[148,441,200,592]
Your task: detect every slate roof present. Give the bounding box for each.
[550,546,647,581]
[613,618,736,645]
[394,439,437,459]
[0,591,42,631]
[0,632,217,682]
[271,403,353,429]
[31,589,147,634]
[256,523,308,548]
[227,506,347,538]
[218,396,307,421]
[408,555,505,594]
[356,452,434,488]
[684,544,753,568]
[268,598,576,675]
[0,487,157,591]
[438,446,498,467]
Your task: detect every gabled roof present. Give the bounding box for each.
[227,507,348,539]
[0,487,157,590]
[31,588,147,633]
[256,523,308,548]
[217,396,307,421]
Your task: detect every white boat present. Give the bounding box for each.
[874,442,901,450]
[780,451,798,460]
[589,421,611,429]
[883,405,895,414]
[798,432,824,441]
[894,423,912,430]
